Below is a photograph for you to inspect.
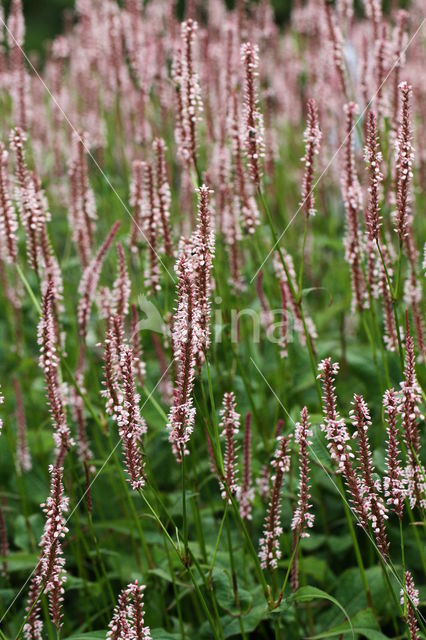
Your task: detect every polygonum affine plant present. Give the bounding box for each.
[0,1,424,639]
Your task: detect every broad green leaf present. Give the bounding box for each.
[308,608,390,639]
[291,586,354,638]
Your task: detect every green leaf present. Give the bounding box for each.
[291,586,354,638]
[307,608,390,639]
[0,552,39,572]
[151,631,181,640]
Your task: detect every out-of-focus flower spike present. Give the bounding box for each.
[129,160,144,254]
[173,20,203,171]
[363,0,382,41]
[10,127,41,273]
[38,281,73,456]
[153,138,173,257]
[301,99,321,219]
[240,42,265,187]
[398,326,425,509]
[323,0,347,98]
[77,221,120,339]
[0,143,18,264]
[142,162,161,295]
[291,406,315,537]
[112,243,131,324]
[68,132,97,268]
[391,11,408,129]
[239,412,254,520]
[219,391,240,502]
[230,89,259,234]
[259,434,291,569]
[7,0,29,131]
[14,377,31,473]
[394,82,413,243]
[131,304,146,387]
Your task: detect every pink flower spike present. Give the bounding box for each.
[259,434,291,569]
[240,42,265,187]
[301,99,321,219]
[291,407,315,538]
[219,392,240,502]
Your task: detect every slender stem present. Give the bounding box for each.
[399,518,407,617]
[225,514,247,639]
[258,186,322,406]
[376,239,404,371]
[298,215,309,296]
[337,478,375,612]
[181,449,189,565]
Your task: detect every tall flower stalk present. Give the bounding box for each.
[167,251,201,461]
[259,434,291,569]
[219,392,240,502]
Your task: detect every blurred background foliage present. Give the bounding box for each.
[2,0,408,56]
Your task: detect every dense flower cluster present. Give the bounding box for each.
[167,251,201,461]
[291,407,315,537]
[24,463,69,639]
[301,98,322,218]
[219,391,240,502]
[108,581,151,640]
[240,42,265,187]
[259,434,291,569]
